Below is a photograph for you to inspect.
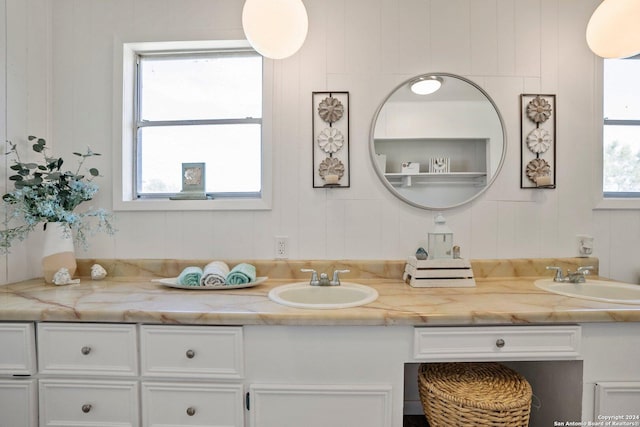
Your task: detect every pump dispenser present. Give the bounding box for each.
[427,214,453,259]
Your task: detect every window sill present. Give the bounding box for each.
[113,198,271,211]
[594,197,640,210]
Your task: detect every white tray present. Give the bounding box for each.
[152,276,268,290]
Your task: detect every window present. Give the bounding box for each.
[135,49,263,198]
[602,55,640,197]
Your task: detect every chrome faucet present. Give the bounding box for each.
[301,269,350,286]
[546,265,594,283]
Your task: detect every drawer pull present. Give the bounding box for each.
[81,404,92,413]
[495,338,505,348]
[186,349,196,359]
[81,346,92,355]
[186,407,196,416]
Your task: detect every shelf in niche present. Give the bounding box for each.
[384,172,487,187]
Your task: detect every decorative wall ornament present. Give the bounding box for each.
[312,92,350,187]
[521,94,556,189]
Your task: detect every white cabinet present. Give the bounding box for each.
[249,384,392,427]
[37,323,138,376]
[582,323,640,421]
[140,325,243,379]
[0,322,37,427]
[414,325,582,361]
[142,382,244,427]
[39,379,139,427]
[140,325,245,427]
[37,323,140,427]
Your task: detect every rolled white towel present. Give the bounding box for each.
[200,261,230,286]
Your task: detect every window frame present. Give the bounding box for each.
[113,39,272,211]
[595,55,640,210]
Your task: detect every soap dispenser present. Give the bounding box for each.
[428,214,453,259]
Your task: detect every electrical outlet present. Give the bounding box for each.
[275,236,289,259]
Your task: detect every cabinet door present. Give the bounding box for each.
[0,379,37,427]
[249,384,392,427]
[595,382,640,418]
[142,382,243,427]
[0,323,36,375]
[39,379,139,427]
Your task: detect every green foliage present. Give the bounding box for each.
[1,136,115,253]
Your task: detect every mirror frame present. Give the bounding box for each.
[369,72,507,210]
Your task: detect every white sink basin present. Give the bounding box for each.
[535,278,640,304]
[268,282,378,309]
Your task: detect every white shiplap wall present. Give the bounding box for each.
[3,0,640,284]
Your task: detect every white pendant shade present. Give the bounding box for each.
[586,0,640,58]
[242,0,309,60]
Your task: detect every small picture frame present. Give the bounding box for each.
[170,162,207,200]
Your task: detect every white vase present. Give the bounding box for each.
[42,222,77,284]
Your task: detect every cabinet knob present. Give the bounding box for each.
[81,404,92,413]
[186,407,196,416]
[495,338,505,348]
[186,349,196,359]
[81,346,92,355]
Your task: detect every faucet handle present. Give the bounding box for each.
[330,269,350,286]
[577,265,594,275]
[301,269,319,286]
[546,266,564,282]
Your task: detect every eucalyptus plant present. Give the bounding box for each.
[1,135,115,253]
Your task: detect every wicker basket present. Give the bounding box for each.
[418,362,532,427]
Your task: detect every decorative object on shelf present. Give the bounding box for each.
[521,94,556,189]
[317,96,344,124]
[0,136,115,283]
[429,157,450,173]
[170,162,207,200]
[415,247,428,260]
[526,128,551,154]
[401,162,420,174]
[428,214,453,260]
[91,263,108,280]
[313,92,349,188]
[317,128,344,153]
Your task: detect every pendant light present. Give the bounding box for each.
[586,0,640,58]
[242,0,309,60]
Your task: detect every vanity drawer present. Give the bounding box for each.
[39,379,139,427]
[414,325,581,361]
[141,382,244,427]
[0,323,36,375]
[37,323,138,376]
[141,325,243,379]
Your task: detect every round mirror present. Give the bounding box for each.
[369,73,506,210]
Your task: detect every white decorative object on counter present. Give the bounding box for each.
[429,157,450,173]
[52,268,80,286]
[401,162,420,174]
[403,256,475,288]
[91,264,107,280]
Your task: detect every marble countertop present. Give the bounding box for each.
[1,257,639,326]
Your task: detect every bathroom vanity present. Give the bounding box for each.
[1,258,639,427]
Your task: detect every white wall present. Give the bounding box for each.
[3,0,640,284]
